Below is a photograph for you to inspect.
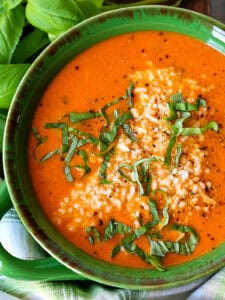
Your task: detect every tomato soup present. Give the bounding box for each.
[28,31,225,270]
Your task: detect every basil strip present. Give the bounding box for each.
[143,199,160,229]
[133,158,153,196]
[69,128,99,146]
[75,150,91,175]
[99,124,117,148]
[32,126,48,160]
[122,200,160,250]
[40,148,61,162]
[64,165,73,182]
[111,244,121,258]
[101,96,124,126]
[77,149,89,164]
[119,157,161,196]
[69,111,101,123]
[115,111,133,127]
[85,197,198,271]
[150,189,169,230]
[165,93,219,166]
[65,135,78,164]
[122,123,136,142]
[99,149,114,184]
[150,224,199,257]
[99,110,133,151]
[168,93,206,116]
[45,123,69,153]
[86,226,101,244]
[104,219,132,240]
[181,121,219,136]
[100,81,134,125]
[118,163,135,183]
[133,245,165,271]
[164,112,190,166]
[32,126,48,145]
[121,237,165,271]
[175,143,182,167]
[74,165,91,175]
[174,98,206,111]
[126,81,134,107]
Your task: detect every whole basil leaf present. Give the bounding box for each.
[0,114,6,152]
[0,64,30,109]
[76,0,101,18]
[87,0,104,9]
[12,28,50,63]
[0,0,23,14]
[25,0,85,38]
[0,109,7,116]
[0,5,25,64]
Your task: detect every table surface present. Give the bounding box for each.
[181,0,225,23]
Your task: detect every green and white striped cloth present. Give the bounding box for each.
[0,208,225,300]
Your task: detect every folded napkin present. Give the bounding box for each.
[0,208,225,300]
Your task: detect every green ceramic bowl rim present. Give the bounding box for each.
[3,5,225,290]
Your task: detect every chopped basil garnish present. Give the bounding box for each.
[150,224,199,257]
[65,149,91,182]
[122,123,137,142]
[69,128,99,145]
[164,94,219,166]
[101,96,124,126]
[126,81,134,107]
[100,81,134,125]
[40,148,61,162]
[32,127,48,146]
[181,121,219,136]
[45,123,69,153]
[104,219,132,240]
[99,110,134,152]
[75,150,91,175]
[168,93,206,119]
[118,157,161,195]
[175,143,182,167]
[150,189,169,230]
[65,135,78,164]
[69,111,101,123]
[99,149,114,184]
[64,165,74,183]
[164,111,190,166]
[32,127,48,160]
[111,244,121,258]
[85,226,101,244]
[34,83,135,183]
[86,197,199,271]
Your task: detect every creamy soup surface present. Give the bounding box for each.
[28,31,225,269]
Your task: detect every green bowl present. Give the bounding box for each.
[3,5,225,291]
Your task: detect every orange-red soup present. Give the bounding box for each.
[28,31,225,269]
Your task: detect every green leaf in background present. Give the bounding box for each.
[0,114,6,152]
[0,0,23,14]
[0,5,25,64]
[25,0,85,39]
[12,29,50,63]
[90,0,104,9]
[0,64,30,109]
[76,0,103,18]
